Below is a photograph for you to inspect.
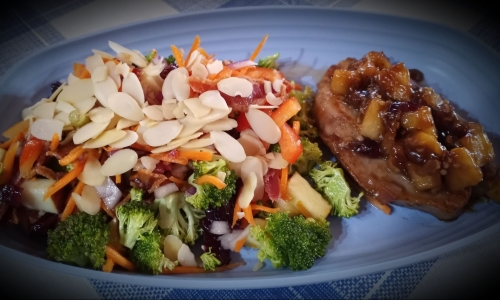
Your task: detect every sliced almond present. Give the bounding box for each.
[73,121,109,144]
[177,244,197,267]
[83,129,126,149]
[162,100,177,120]
[183,98,211,119]
[162,67,189,100]
[100,149,138,176]
[78,155,105,186]
[108,41,147,68]
[163,235,182,261]
[94,76,118,108]
[143,61,166,77]
[186,50,201,69]
[107,92,145,121]
[104,113,121,131]
[238,134,265,156]
[85,54,104,74]
[206,60,223,74]
[150,132,203,153]
[237,171,257,209]
[88,107,114,123]
[91,65,108,83]
[55,101,76,114]
[264,80,272,94]
[191,62,209,78]
[266,92,282,106]
[57,79,94,104]
[135,125,148,145]
[72,96,97,114]
[172,72,190,101]
[199,90,228,110]
[178,108,232,127]
[108,130,138,148]
[202,118,237,132]
[105,61,121,88]
[143,120,183,147]
[272,79,283,92]
[268,152,289,169]
[74,185,101,215]
[177,124,203,138]
[54,111,71,126]
[30,118,64,141]
[32,102,57,119]
[122,72,145,107]
[140,156,159,171]
[217,77,253,98]
[241,156,264,201]
[92,49,114,60]
[180,137,213,149]
[210,131,246,163]
[245,108,281,144]
[142,105,164,121]
[139,118,158,128]
[67,73,79,86]
[115,62,130,78]
[116,118,139,130]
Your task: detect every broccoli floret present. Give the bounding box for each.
[293,138,323,175]
[290,86,318,139]
[47,212,109,269]
[145,49,157,63]
[166,55,175,65]
[257,53,280,69]
[130,187,144,202]
[200,247,222,271]
[309,161,363,218]
[269,143,281,153]
[249,212,331,271]
[155,191,205,245]
[130,229,177,274]
[116,200,157,249]
[186,159,237,210]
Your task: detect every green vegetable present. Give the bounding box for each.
[130,229,177,274]
[289,86,318,138]
[115,200,157,249]
[65,164,74,172]
[293,138,323,175]
[47,212,110,269]
[130,187,144,202]
[154,191,205,246]
[257,53,280,69]
[145,49,157,63]
[269,143,281,153]
[166,55,175,65]
[309,161,363,218]
[200,247,222,271]
[68,110,90,128]
[186,159,237,210]
[249,212,331,271]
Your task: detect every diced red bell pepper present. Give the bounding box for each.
[19,136,46,178]
[236,113,251,132]
[271,97,301,128]
[278,123,303,164]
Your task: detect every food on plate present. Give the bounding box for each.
[313,51,500,220]
[0,35,357,275]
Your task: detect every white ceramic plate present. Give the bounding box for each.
[1,7,500,289]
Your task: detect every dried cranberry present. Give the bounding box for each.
[409,69,424,83]
[0,184,23,208]
[350,138,384,158]
[131,67,142,78]
[159,62,178,79]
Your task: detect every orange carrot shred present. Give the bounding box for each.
[250,204,280,214]
[61,180,85,221]
[185,35,201,65]
[44,156,87,200]
[242,204,256,225]
[178,150,213,161]
[102,257,115,273]
[115,174,122,184]
[50,133,60,151]
[292,121,300,135]
[280,167,290,201]
[197,47,210,59]
[161,262,245,274]
[168,175,186,185]
[58,145,85,166]
[171,45,184,68]
[234,237,246,253]
[232,201,242,227]
[249,34,269,61]
[105,245,135,271]
[194,175,226,189]
[0,131,24,150]
[296,201,312,218]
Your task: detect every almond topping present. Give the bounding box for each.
[143,120,183,147]
[107,92,145,121]
[217,77,253,98]
[100,149,138,176]
[210,130,246,163]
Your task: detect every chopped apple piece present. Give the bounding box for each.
[359,99,385,141]
[403,130,445,159]
[287,172,332,221]
[20,179,61,214]
[406,162,441,191]
[401,106,437,137]
[330,69,360,95]
[445,147,483,192]
[459,122,494,167]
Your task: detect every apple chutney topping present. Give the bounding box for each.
[329,51,496,194]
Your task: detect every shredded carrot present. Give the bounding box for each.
[242,204,256,225]
[44,156,87,200]
[2,119,29,140]
[50,133,60,151]
[105,245,135,271]
[292,121,300,135]
[194,174,226,189]
[61,180,85,221]
[100,201,116,219]
[185,35,201,65]
[58,145,85,166]
[73,63,91,79]
[0,131,24,150]
[214,66,233,81]
[171,45,184,68]
[129,142,155,152]
[250,204,280,214]
[365,194,392,215]
[168,175,186,185]
[178,150,213,161]
[232,201,242,227]
[197,47,210,59]
[0,140,20,185]
[102,257,115,273]
[296,201,312,218]
[115,174,121,184]
[162,262,245,274]
[234,237,246,253]
[280,167,290,201]
[249,34,269,61]
[207,73,217,81]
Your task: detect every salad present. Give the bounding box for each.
[0,35,364,275]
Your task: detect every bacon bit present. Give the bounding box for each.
[249,34,269,61]
[130,142,155,152]
[136,169,169,193]
[102,257,115,273]
[194,175,226,189]
[162,262,246,274]
[50,133,60,151]
[280,167,290,201]
[264,169,281,201]
[105,245,135,271]
[296,201,312,218]
[61,180,85,221]
[58,145,86,166]
[168,175,186,186]
[185,35,201,64]
[187,76,218,94]
[150,150,189,165]
[171,45,184,68]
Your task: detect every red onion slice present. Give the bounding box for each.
[95,176,122,209]
[226,60,257,70]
